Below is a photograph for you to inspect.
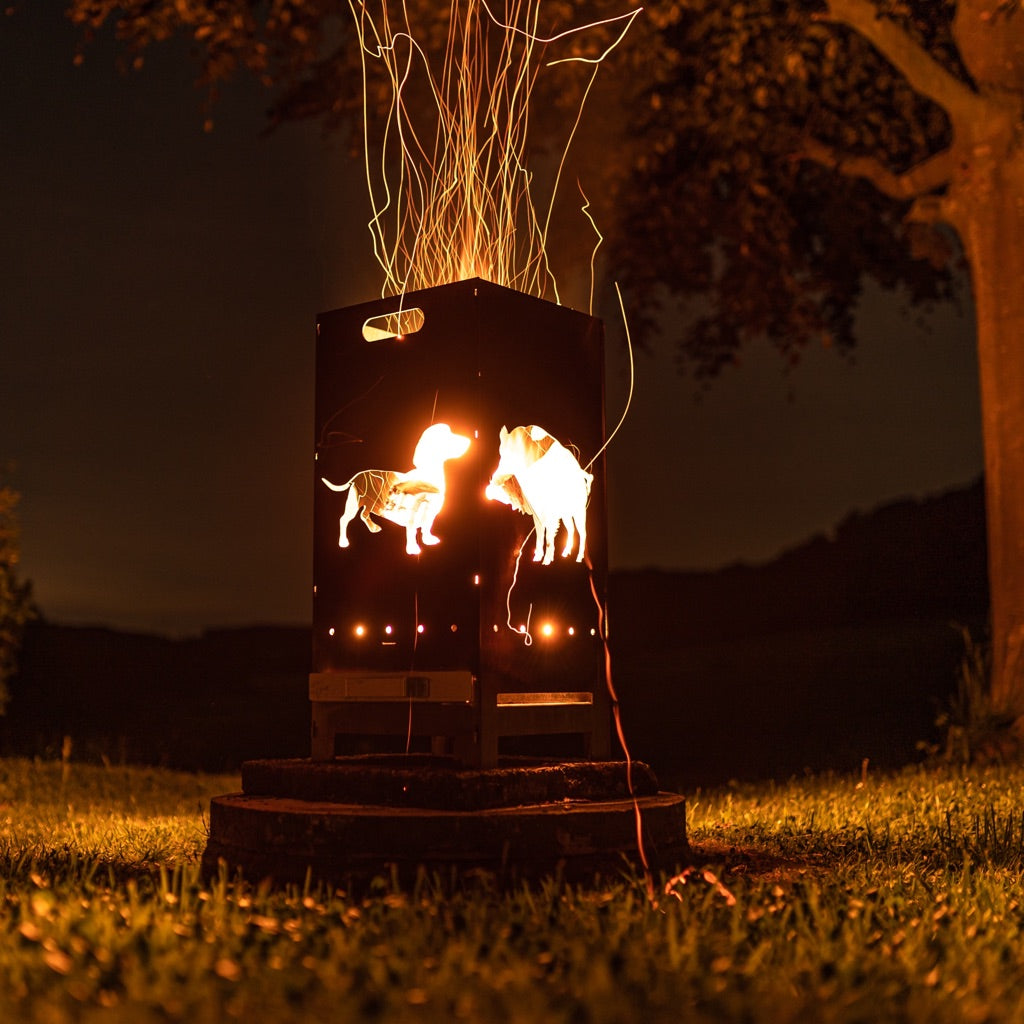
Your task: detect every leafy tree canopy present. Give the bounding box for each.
[67,1,625,132]
[608,0,970,378]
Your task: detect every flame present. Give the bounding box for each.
[349,0,641,302]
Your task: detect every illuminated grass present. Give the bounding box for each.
[2,758,1024,1022]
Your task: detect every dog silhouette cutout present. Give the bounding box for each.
[486,424,593,564]
[322,422,471,555]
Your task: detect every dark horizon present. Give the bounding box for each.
[18,475,987,642]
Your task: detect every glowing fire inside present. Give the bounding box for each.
[321,422,471,554]
[321,419,594,568]
[486,423,592,565]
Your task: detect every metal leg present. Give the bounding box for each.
[310,704,335,761]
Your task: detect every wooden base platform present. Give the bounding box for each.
[201,756,687,888]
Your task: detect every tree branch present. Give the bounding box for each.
[906,194,950,225]
[817,0,983,120]
[798,136,955,200]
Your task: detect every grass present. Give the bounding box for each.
[2,757,1024,1022]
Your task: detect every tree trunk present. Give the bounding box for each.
[947,137,1024,724]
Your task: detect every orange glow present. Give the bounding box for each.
[540,621,555,638]
[355,624,367,637]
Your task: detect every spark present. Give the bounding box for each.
[478,0,642,65]
[578,181,602,316]
[348,0,641,300]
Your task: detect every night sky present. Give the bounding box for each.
[1,4,983,636]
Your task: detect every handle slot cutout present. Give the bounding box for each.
[362,307,425,342]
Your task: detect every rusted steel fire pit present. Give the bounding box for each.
[202,281,686,886]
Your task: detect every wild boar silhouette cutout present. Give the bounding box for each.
[486,424,593,564]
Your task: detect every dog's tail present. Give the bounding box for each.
[321,476,354,492]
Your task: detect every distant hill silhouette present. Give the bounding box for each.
[611,477,987,648]
[2,479,988,784]
[609,478,987,785]
[1,625,311,772]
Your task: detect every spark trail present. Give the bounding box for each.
[349,0,641,303]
